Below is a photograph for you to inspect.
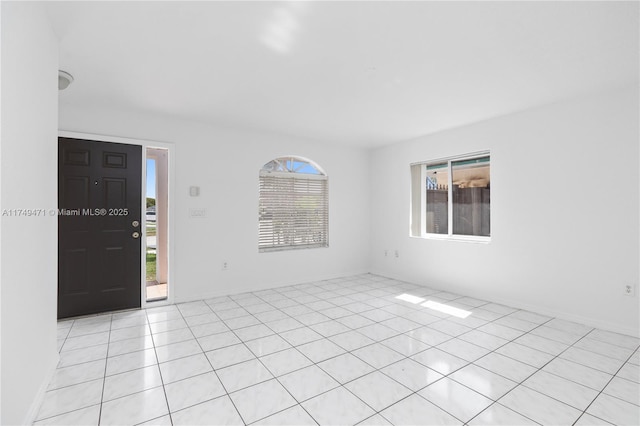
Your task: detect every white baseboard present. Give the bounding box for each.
[23,351,59,425]
[169,267,638,337]
[174,269,370,304]
[486,296,640,338]
[370,268,640,338]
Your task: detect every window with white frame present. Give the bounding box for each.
[411,153,490,240]
[259,157,329,252]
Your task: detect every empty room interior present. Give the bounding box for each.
[1,1,639,425]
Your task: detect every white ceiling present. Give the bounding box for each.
[47,1,639,147]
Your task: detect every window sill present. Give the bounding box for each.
[259,244,329,253]
[412,234,491,244]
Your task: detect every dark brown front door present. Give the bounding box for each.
[58,137,142,319]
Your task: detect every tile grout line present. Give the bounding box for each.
[208,299,588,424]
[97,314,114,425]
[55,282,550,423]
[197,278,407,424]
[461,317,563,425]
[570,334,640,426]
[303,294,619,425]
[47,274,639,426]
[40,315,123,422]
[210,281,500,425]
[145,308,175,426]
[250,279,432,425]
[474,320,630,426]
[172,304,249,426]
[249,280,630,425]
[426,309,622,424]
[478,312,636,420]
[211,293,326,425]
[50,282,450,420]
[361,300,543,425]
[51,313,164,424]
[306,284,515,424]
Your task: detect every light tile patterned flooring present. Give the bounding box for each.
[36,274,639,425]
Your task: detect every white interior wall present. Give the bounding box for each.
[59,106,371,302]
[0,2,59,424]
[370,86,639,337]
[1,5,636,423]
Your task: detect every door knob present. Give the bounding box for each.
[132,232,140,239]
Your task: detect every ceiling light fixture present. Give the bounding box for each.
[58,70,74,90]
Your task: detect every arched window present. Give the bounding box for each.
[259,157,328,251]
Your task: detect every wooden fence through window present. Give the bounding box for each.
[426,186,490,236]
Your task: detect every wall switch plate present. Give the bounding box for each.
[189,208,206,218]
[624,284,635,297]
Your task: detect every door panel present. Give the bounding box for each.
[58,137,142,319]
[62,248,89,294]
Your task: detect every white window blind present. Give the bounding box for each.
[259,171,328,252]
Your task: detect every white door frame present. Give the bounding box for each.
[58,130,176,308]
